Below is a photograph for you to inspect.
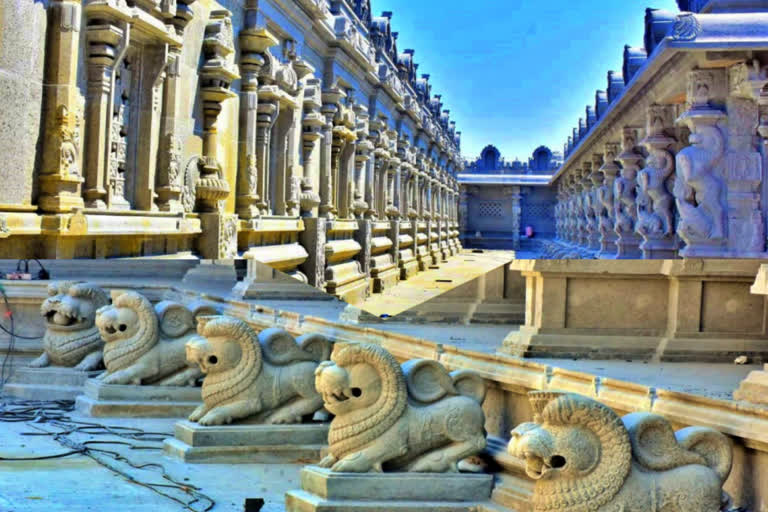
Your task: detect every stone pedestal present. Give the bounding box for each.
[3,367,102,401]
[734,364,768,405]
[502,259,768,363]
[163,420,329,463]
[285,467,493,512]
[75,379,201,417]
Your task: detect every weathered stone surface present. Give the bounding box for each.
[163,420,328,463]
[508,391,733,512]
[315,342,487,473]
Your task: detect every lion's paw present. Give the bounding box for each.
[407,453,453,473]
[331,452,373,473]
[188,405,207,423]
[317,455,337,468]
[268,414,302,425]
[198,410,233,426]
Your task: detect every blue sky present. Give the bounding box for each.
[372,0,681,162]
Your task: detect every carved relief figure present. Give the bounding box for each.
[636,146,675,237]
[508,391,733,512]
[674,123,726,243]
[95,291,206,386]
[315,342,487,473]
[186,317,332,426]
[615,128,642,237]
[30,282,110,370]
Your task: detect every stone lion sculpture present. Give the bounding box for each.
[508,391,733,512]
[95,290,212,386]
[30,281,110,370]
[186,316,332,426]
[315,342,487,473]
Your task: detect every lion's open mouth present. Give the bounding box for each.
[322,389,351,404]
[524,454,550,480]
[45,309,82,328]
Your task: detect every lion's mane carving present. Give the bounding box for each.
[30,281,110,370]
[315,342,487,473]
[508,391,733,512]
[95,290,211,386]
[186,316,332,426]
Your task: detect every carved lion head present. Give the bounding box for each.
[187,316,260,376]
[41,281,109,334]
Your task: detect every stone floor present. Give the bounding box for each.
[0,401,302,512]
[357,250,516,317]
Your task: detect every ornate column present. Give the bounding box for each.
[38,0,86,213]
[588,153,604,251]
[722,62,767,256]
[155,49,184,213]
[83,21,126,209]
[319,89,341,218]
[580,162,594,249]
[352,106,372,219]
[286,58,314,218]
[300,79,323,217]
[196,10,238,213]
[615,127,644,258]
[576,167,589,248]
[597,142,620,258]
[636,104,678,259]
[236,16,276,219]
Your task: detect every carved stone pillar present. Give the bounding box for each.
[579,163,593,249]
[236,18,276,219]
[319,91,340,218]
[254,100,277,215]
[675,69,728,257]
[300,79,323,217]
[83,22,125,210]
[722,62,768,256]
[637,104,678,259]
[587,154,604,251]
[352,107,372,219]
[597,143,620,258]
[615,127,644,258]
[196,10,238,213]
[38,0,86,213]
[155,49,185,213]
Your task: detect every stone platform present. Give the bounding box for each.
[285,466,493,511]
[734,364,768,405]
[2,366,102,400]
[163,421,328,464]
[74,379,201,417]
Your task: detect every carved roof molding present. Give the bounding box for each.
[83,0,186,46]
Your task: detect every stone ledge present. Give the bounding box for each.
[285,466,493,512]
[3,366,102,401]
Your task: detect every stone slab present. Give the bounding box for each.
[285,467,492,512]
[372,267,400,293]
[734,364,768,405]
[2,366,102,401]
[74,379,201,418]
[163,421,329,464]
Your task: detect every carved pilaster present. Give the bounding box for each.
[156,50,184,213]
[597,143,620,258]
[237,16,277,219]
[615,127,644,258]
[674,69,728,257]
[301,79,323,217]
[637,104,678,259]
[39,0,86,213]
[319,91,340,218]
[83,22,125,210]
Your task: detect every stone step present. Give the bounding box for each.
[285,491,491,512]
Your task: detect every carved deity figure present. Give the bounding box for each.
[95,291,208,386]
[186,317,332,426]
[636,147,675,237]
[674,124,726,243]
[315,342,487,473]
[30,282,110,370]
[508,391,733,512]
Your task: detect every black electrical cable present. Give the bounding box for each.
[0,399,216,512]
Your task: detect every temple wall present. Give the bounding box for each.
[0,0,49,206]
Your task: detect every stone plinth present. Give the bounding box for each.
[163,421,328,464]
[3,367,102,401]
[734,364,768,405]
[285,466,493,512]
[75,379,201,417]
[502,259,768,362]
[733,264,768,405]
